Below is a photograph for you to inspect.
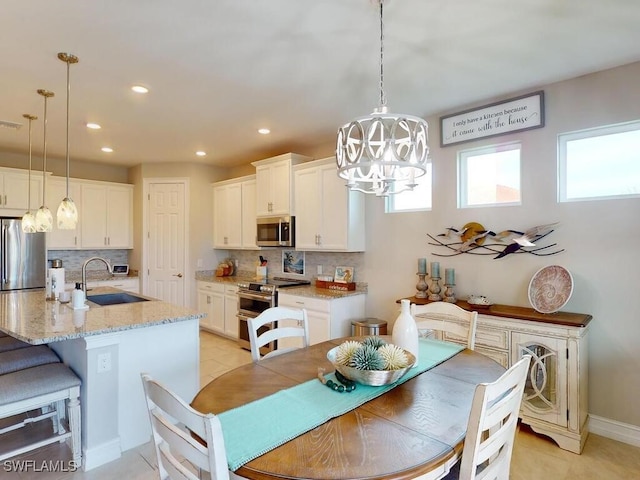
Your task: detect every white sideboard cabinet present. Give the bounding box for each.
[407,298,591,454]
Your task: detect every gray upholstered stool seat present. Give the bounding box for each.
[0,344,82,466]
[0,336,32,353]
[0,345,61,377]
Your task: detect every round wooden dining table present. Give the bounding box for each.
[191,337,505,480]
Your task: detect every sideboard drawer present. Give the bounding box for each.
[475,347,509,368]
[475,326,509,350]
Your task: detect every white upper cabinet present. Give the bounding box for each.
[252,153,311,216]
[241,179,257,249]
[0,167,42,212]
[293,157,365,252]
[45,177,81,249]
[213,181,243,248]
[213,175,257,249]
[80,182,133,249]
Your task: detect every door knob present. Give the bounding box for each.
[173,273,183,278]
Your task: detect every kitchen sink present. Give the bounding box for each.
[87,292,150,306]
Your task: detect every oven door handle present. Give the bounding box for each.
[238,291,273,302]
[237,311,256,320]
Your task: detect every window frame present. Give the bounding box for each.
[558,120,640,203]
[385,163,433,213]
[457,141,522,209]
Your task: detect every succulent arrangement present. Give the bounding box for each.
[334,336,409,371]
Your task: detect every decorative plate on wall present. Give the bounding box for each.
[528,265,574,314]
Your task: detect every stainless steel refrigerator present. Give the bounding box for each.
[1,218,46,290]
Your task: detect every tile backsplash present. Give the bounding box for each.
[48,250,129,272]
[227,250,364,282]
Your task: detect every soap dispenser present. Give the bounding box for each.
[72,282,86,309]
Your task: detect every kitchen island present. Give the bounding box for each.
[0,287,204,471]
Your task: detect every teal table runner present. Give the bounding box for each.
[218,338,464,471]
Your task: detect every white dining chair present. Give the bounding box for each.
[410,302,478,350]
[437,355,531,480]
[247,306,309,362]
[140,373,247,480]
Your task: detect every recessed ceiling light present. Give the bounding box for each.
[101,147,113,153]
[86,122,101,130]
[258,128,270,135]
[131,85,149,94]
[195,151,206,157]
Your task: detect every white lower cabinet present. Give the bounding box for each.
[197,281,238,338]
[277,292,366,350]
[415,303,590,454]
[224,284,239,338]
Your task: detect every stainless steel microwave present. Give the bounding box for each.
[256,216,295,247]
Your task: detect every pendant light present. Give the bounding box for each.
[56,52,79,229]
[21,114,38,233]
[35,89,54,233]
[336,0,429,196]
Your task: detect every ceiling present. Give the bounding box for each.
[1,0,640,170]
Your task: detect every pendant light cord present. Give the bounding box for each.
[378,0,386,109]
[42,96,48,199]
[27,118,32,209]
[65,59,70,197]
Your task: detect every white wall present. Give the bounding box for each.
[363,61,640,428]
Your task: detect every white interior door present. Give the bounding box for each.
[147,182,186,305]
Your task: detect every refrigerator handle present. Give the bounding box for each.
[1,224,6,285]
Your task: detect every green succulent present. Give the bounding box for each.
[362,336,387,350]
[350,345,385,370]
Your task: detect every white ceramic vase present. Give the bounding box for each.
[392,298,419,367]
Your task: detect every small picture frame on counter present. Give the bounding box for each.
[334,266,354,283]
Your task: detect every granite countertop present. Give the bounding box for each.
[0,286,204,345]
[195,271,367,299]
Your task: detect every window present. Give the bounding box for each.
[385,164,432,213]
[558,121,640,202]
[458,143,521,208]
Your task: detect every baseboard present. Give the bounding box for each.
[589,414,640,448]
[82,438,121,471]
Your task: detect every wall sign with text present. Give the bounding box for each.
[440,91,545,147]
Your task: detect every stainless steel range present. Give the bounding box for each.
[237,277,310,354]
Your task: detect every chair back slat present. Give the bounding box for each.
[247,307,309,362]
[141,373,233,480]
[458,355,531,480]
[411,301,478,350]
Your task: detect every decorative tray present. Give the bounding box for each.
[528,265,574,314]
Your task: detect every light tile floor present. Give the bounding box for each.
[1,331,639,479]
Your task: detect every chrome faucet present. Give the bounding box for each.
[81,257,113,294]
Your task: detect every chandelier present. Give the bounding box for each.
[56,52,79,229]
[336,0,429,196]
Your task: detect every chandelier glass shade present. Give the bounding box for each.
[36,89,54,233]
[56,52,79,229]
[336,0,429,196]
[21,114,37,233]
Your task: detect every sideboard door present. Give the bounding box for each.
[512,332,568,428]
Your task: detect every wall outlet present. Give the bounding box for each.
[97,352,112,373]
[317,265,323,275]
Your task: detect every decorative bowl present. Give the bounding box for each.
[327,347,416,386]
[468,295,493,307]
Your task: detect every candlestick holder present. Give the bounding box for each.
[444,284,456,303]
[428,277,442,301]
[415,273,429,298]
